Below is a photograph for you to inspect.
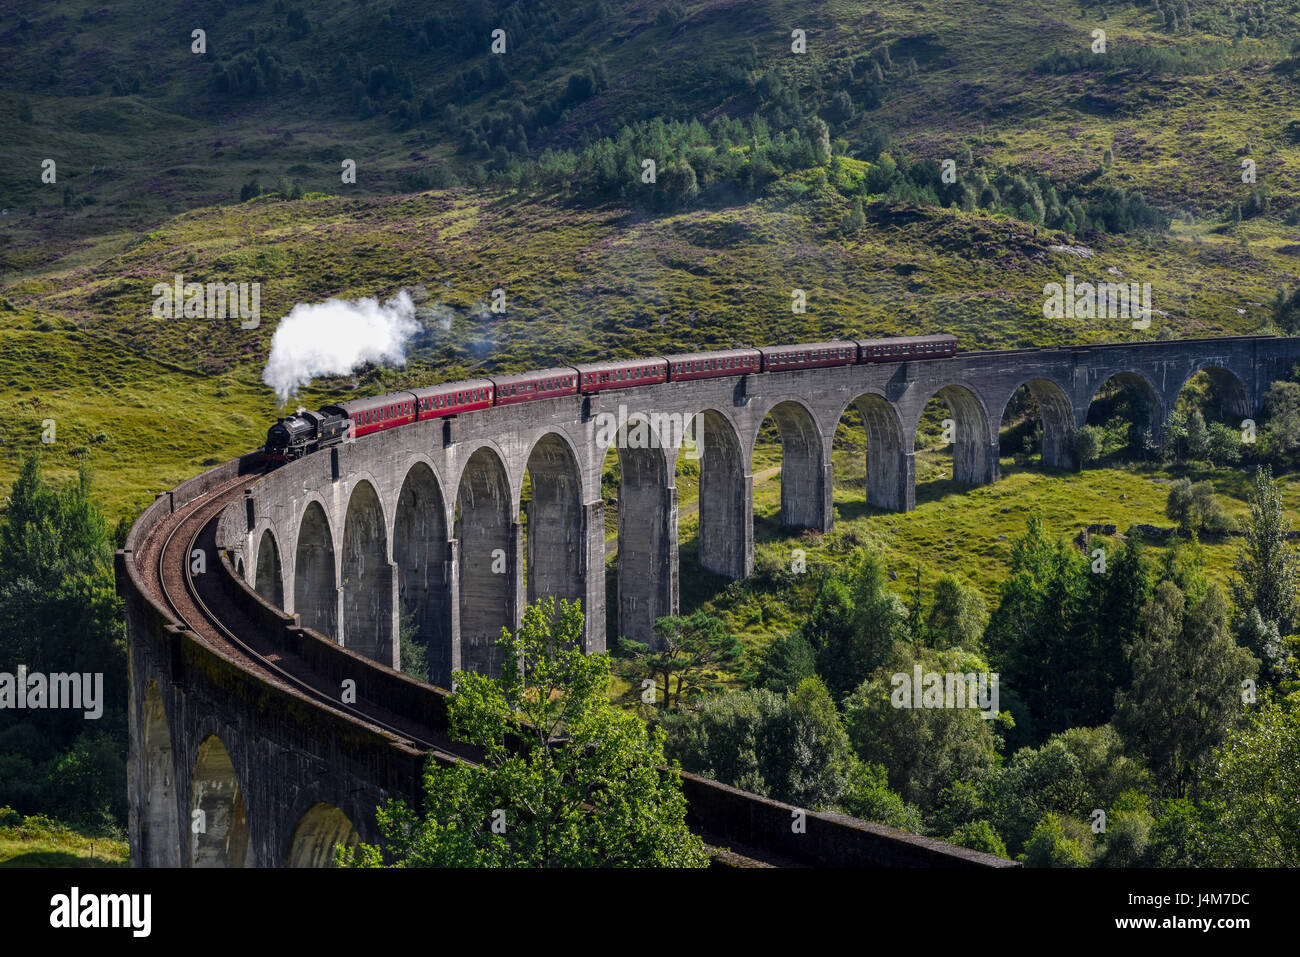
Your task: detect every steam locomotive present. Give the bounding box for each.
[263,334,957,462]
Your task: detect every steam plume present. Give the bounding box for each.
[261,291,419,403]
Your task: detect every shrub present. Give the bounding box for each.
[1022,813,1093,867]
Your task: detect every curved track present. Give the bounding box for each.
[134,468,469,761]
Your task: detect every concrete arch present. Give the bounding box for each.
[1000,377,1076,469]
[604,416,678,649]
[294,500,338,640]
[836,392,909,512]
[693,408,751,579]
[756,399,829,530]
[1084,370,1164,451]
[915,384,997,487]
[523,432,585,609]
[190,734,251,868]
[254,528,284,609]
[456,446,515,676]
[284,802,361,868]
[394,461,453,687]
[140,679,180,867]
[342,479,394,666]
[1173,364,1253,420]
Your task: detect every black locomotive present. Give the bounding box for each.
[263,408,349,462]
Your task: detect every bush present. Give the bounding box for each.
[1069,426,1101,469]
[839,759,925,832]
[1096,808,1152,867]
[1166,478,1234,535]
[949,819,1008,858]
[1022,813,1093,867]
[40,732,127,830]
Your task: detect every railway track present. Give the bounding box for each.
[135,469,468,760]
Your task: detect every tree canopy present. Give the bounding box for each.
[345,598,707,867]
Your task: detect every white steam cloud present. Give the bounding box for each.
[261,291,420,403]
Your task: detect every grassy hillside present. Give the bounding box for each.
[0,2,1296,520]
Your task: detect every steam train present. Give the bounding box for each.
[263,334,958,461]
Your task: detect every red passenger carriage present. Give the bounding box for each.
[575,358,669,393]
[489,368,580,405]
[758,341,857,372]
[412,379,495,419]
[665,349,761,381]
[325,391,420,439]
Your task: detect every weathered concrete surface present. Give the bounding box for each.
[118,457,425,868]
[225,335,1300,661]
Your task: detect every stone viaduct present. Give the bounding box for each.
[230,335,1297,685]
[119,334,1300,867]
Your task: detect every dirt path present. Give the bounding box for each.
[604,464,782,558]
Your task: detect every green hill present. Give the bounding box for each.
[3,0,1300,513]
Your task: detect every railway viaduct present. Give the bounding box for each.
[119,334,1300,868]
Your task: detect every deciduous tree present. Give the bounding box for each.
[345,598,707,867]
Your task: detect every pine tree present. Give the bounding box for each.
[1231,467,1299,643]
